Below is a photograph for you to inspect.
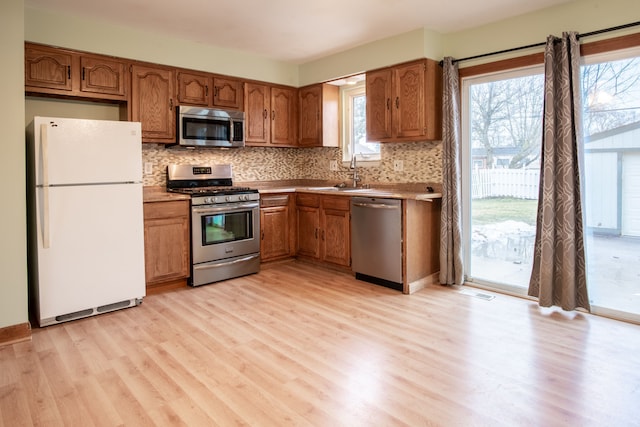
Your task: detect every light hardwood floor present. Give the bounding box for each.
[1,261,639,426]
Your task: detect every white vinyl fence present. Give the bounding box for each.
[472,168,540,200]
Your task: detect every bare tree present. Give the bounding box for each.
[581,57,640,136]
[470,73,543,169]
[469,56,640,169]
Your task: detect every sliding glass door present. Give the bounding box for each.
[461,67,544,294]
[582,48,640,320]
[461,47,640,321]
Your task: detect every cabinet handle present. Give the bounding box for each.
[81,67,85,80]
[205,85,209,97]
[395,97,399,108]
[386,98,390,110]
[214,86,219,97]
[315,228,318,239]
[67,65,71,80]
[321,230,325,241]
[263,109,268,120]
[272,110,275,120]
[169,98,173,111]
[261,230,264,240]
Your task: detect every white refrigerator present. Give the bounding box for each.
[27,117,146,327]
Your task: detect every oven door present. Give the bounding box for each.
[191,201,260,265]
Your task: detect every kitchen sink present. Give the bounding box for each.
[335,188,377,193]
[306,186,378,193]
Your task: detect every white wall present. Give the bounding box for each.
[444,0,640,68]
[299,0,640,83]
[0,0,27,329]
[25,7,299,87]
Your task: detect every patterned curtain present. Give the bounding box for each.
[440,57,464,286]
[528,32,591,311]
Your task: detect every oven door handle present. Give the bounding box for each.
[193,254,260,271]
[192,202,259,215]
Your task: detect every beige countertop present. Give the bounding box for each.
[143,186,190,203]
[249,180,442,202]
[143,182,442,203]
[259,186,441,201]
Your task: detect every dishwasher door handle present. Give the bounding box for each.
[352,202,400,209]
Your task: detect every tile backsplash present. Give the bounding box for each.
[142,141,443,186]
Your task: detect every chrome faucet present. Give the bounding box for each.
[349,155,361,187]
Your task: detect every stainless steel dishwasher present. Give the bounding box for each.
[351,197,403,291]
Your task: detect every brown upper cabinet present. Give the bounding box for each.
[25,43,128,101]
[245,82,297,147]
[366,59,442,142]
[130,64,176,143]
[176,70,244,110]
[298,83,339,147]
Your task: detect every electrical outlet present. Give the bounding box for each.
[330,160,338,171]
[144,162,153,175]
[393,160,404,172]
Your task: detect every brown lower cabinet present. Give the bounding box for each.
[143,200,190,293]
[295,193,350,268]
[260,193,296,262]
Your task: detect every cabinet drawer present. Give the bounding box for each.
[261,194,290,208]
[144,200,189,220]
[322,196,350,211]
[296,193,320,208]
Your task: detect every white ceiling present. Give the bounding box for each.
[25,0,571,64]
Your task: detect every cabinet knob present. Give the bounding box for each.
[395,97,399,108]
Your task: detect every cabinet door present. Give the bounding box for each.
[260,206,291,261]
[393,61,425,139]
[213,77,244,110]
[299,85,322,147]
[80,55,127,98]
[296,206,320,259]
[131,65,176,143]
[177,71,210,106]
[245,82,270,145]
[271,86,297,146]
[366,68,393,141]
[143,201,190,285]
[25,45,73,92]
[321,197,351,267]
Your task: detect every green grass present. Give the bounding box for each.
[472,197,538,226]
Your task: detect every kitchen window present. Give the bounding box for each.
[339,77,380,163]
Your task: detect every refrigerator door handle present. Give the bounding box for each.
[41,123,51,249]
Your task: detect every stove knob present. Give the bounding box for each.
[242,195,249,201]
[225,196,231,202]
[205,197,212,204]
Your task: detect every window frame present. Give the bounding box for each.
[340,80,380,165]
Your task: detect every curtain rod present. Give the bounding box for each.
[439,20,640,66]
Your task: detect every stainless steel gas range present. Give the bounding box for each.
[166,164,260,286]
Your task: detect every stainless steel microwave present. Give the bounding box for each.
[176,106,245,148]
